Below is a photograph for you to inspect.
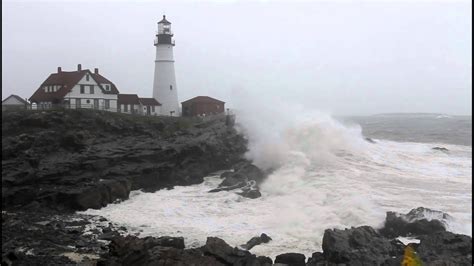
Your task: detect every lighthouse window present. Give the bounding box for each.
[170,85,173,90]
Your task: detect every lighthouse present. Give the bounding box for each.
[153,15,179,116]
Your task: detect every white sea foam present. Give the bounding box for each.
[81,99,472,259]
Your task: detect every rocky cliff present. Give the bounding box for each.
[2,109,248,211]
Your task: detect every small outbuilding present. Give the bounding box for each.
[117,94,141,114]
[181,96,225,117]
[2,94,29,111]
[139,98,161,116]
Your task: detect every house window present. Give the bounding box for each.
[80,85,85,94]
[86,74,90,81]
[105,84,110,91]
[105,99,110,109]
[124,104,128,112]
[152,106,155,112]
[170,85,173,90]
[90,85,94,94]
[86,99,90,104]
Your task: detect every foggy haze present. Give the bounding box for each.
[2,0,472,116]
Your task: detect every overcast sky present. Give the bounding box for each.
[2,0,472,115]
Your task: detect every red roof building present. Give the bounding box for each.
[139,98,161,116]
[181,96,225,117]
[29,64,120,111]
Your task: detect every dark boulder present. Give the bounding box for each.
[219,171,235,179]
[218,173,247,188]
[240,233,272,250]
[106,235,221,266]
[416,231,472,265]
[306,252,326,266]
[379,207,449,238]
[274,253,306,266]
[365,137,376,143]
[322,226,404,265]
[234,163,265,184]
[432,147,449,152]
[203,237,271,265]
[237,188,262,199]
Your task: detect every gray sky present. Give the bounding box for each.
[2,0,472,115]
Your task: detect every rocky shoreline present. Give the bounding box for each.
[2,110,472,265]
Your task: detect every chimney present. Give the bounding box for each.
[77,64,82,71]
[57,67,62,73]
[94,68,99,74]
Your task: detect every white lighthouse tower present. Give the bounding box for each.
[153,15,179,116]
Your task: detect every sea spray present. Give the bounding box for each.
[82,100,472,258]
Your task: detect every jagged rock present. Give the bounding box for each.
[274,253,306,266]
[432,147,449,152]
[379,207,449,238]
[240,233,272,250]
[203,237,271,265]
[365,137,376,143]
[211,163,265,199]
[306,252,326,266]
[237,189,261,199]
[106,235,220,265]
[2,110,248,211]
[322,226,404,265]
[416,231,472,265]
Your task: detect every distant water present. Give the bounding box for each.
[83,113,472,259]
[341,114,472,146]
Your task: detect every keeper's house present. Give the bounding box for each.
[29,64,119,111]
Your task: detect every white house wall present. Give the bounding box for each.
[118,104,140,114]
[140,105,161,116]
[63,73,118,111]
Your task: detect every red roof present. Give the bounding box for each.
[118,94,140,105]
[181,96,225,105]
[2,94,29,105]
[29,69,119,103]
[139,98,161,106]
[91,73,120,94]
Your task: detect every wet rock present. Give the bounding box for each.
[432,147,449,152]
[306,252,326,266]
[2,110,247,211]
[240,233,272,250]
[322,226,404,265]
[237,189,262,199]
[203,237,269,265]
[365,137,376,143]
[416,231,472,265]
[379,207,448,238]
[274,253,306,266]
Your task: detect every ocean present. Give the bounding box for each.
[82,112,472,259]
